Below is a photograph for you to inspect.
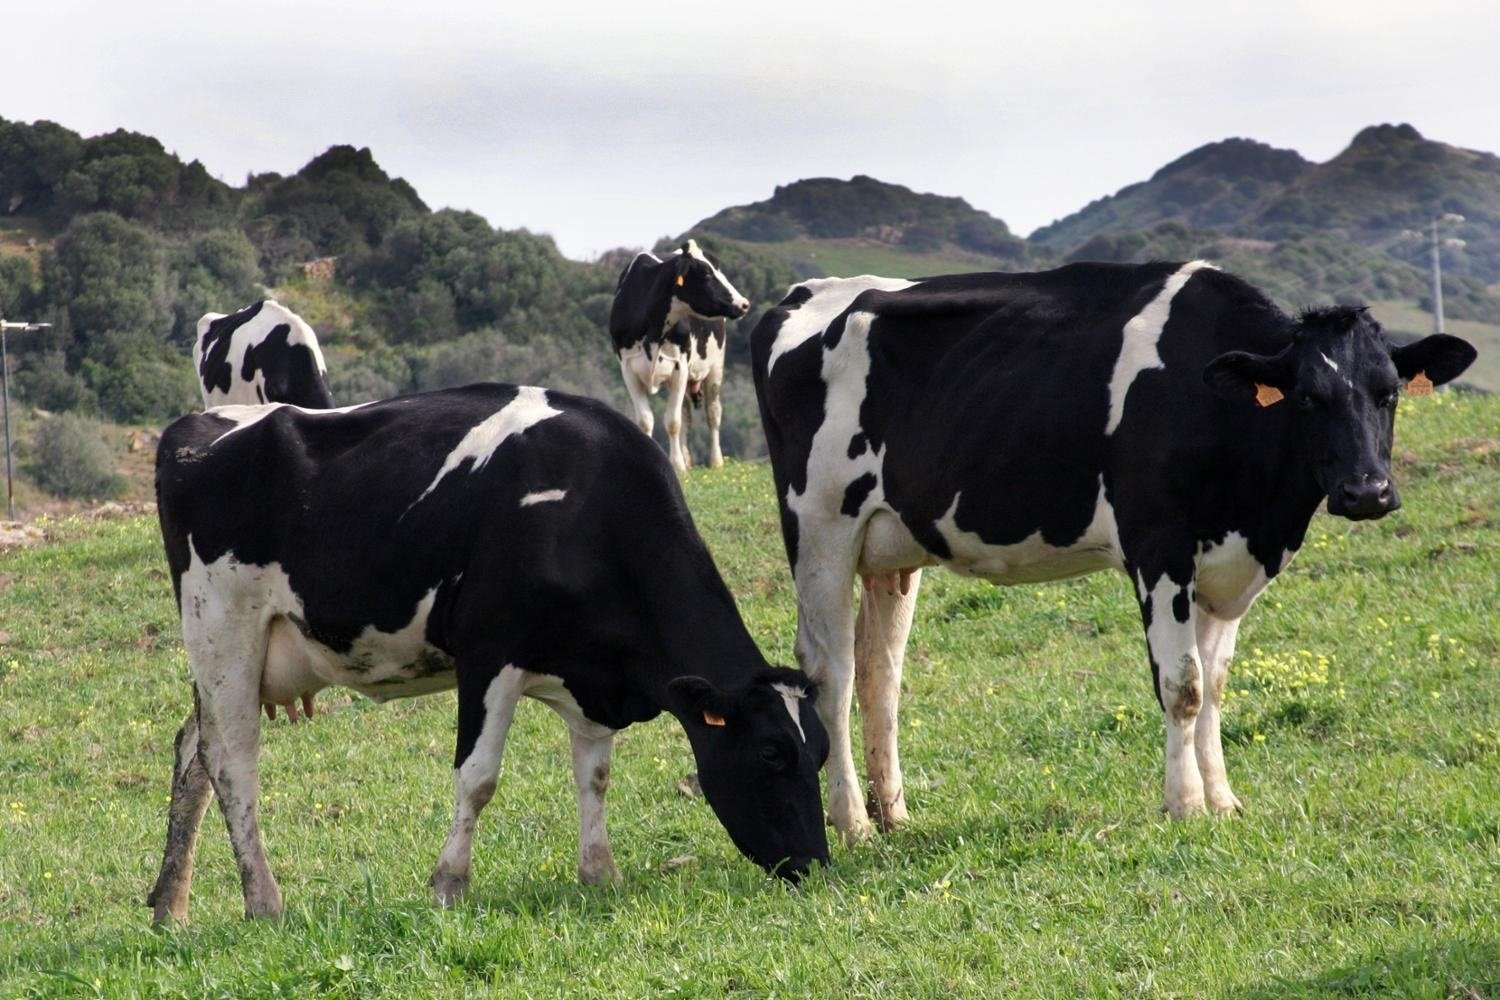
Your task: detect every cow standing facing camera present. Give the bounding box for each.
[752,262,1476,842]
[610,240,749,473]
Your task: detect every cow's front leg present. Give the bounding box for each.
[569,727,621,885]
[147,706,214,925]
[855,569,922,831]
[703,372,725,469]
[1195,613,1244,815]
[431,665,526,906]
[1134,568,1206,818]
[663,363,690,474]
[794,563,869,842]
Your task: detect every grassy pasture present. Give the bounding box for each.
[1,392,1497,998]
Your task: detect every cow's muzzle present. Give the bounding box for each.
[1329,477,1399,520]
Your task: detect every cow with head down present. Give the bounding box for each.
[147,382,829,924]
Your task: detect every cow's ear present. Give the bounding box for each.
[667,676,730,725]
[1203,350,1292,405]
[1391,334,1477,388]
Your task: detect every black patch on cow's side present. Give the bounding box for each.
[197,301,267,395]
[1172,588,1190,624]
[847,433,868,459]
[780,285,815,308]
[822,314,850,352]
[840,474,877,518]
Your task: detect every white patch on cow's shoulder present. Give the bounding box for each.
[1106,261,1215,435]
[931,477,1122,584]
[771,682,808,742]
[766,275,916,375]
[785,310,889,566]
[410,387,563,508]
[520,489,567,507]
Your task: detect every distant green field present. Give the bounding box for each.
[1,392,1497,997]
[1370,299,1500,394]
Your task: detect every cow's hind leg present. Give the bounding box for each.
[147,705,214,924]
[189,621,282,918]
[1195,613,1244,815]
[568,727,621,885]
[431,664,526,905]
[855,569,922,831]
[1133,567,1207,818]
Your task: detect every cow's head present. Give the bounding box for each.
[668,667,829,880]
[669,240,751,322]
[1204,306,1476,519]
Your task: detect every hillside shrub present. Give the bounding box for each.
[31,413,125,499]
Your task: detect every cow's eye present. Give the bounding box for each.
[759,744,786,768]
[1379,390,1399,408]
[1298,393,1321,412]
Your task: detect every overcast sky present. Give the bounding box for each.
[6,0,1498,260]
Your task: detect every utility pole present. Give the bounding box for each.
[1406,213,1466,336]
[0,317,51,521]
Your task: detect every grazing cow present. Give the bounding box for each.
[147,383,828,924]
[752,262,1476,841]
[193,300,334,410]
[610,240,749,472]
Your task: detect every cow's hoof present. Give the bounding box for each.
[242,883,284,920]
[150,901,190,927]
[1161,798,1208,820]
[1207,793,1244,816]
[828,815,874,845]
[429,871,469,907]
[579,864,622,887]
[866,788,909,833]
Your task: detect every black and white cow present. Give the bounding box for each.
[194,300,334,410]
[147,383,828,924]
[610,240,749,472]
[751,262,1476,842]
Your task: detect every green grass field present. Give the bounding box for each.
[745,236,1012,281]
[1,392,1497,998]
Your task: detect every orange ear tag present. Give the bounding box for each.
[1254,383,1284,407]
[703,709,726,727]
[1406,371,1434,397]
[676,274,685,287]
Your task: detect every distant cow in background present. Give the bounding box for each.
[664,316,730,470]
[610,240,749,473]
[194,300,334,410]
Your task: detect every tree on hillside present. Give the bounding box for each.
[36,212,196,421]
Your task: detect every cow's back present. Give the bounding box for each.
[157,385,685,652]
